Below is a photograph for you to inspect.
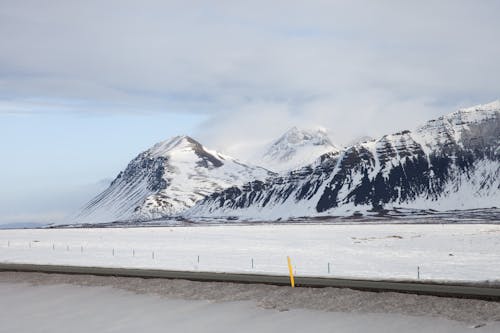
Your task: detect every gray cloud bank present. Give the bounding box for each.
[1,0,499,152]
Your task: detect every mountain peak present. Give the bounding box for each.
[278,127,333,146]
[258,127,340,172]
[146,135,203,158]
[75,135,273,223]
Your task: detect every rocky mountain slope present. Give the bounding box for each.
[187,101,500,220]
[257,127,341,172]
[74,136,273,223]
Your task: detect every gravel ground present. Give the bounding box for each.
[1,271,500,325]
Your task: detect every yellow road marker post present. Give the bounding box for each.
[287,256,295,288]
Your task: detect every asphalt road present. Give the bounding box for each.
[1,262,499,300]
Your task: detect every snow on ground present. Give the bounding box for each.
[1,224,500,282]
[1,272,500,332]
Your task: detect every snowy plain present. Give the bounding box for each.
[1,224,500,282]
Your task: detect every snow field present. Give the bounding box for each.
[3,281,500,333]
[1,224,500,282]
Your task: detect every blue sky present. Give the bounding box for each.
[0,111,206,223]
[1,0,499,224]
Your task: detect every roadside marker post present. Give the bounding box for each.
[287,256,295,288]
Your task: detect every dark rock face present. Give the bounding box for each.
[80,152,170,216]
[114,154,169,192]
[190,104,500,217]
[185,136,224,168]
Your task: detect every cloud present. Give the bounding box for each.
[1,0,499,149]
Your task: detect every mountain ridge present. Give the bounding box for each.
[186,101,500,220]
[74,101,499,224]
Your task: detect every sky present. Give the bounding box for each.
[1,0,499,224]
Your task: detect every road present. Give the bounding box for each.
[1,262,499,300]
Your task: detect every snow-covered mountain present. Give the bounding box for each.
[257,127,341,172]
[74,136,274,223]
[187,101,500,219]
